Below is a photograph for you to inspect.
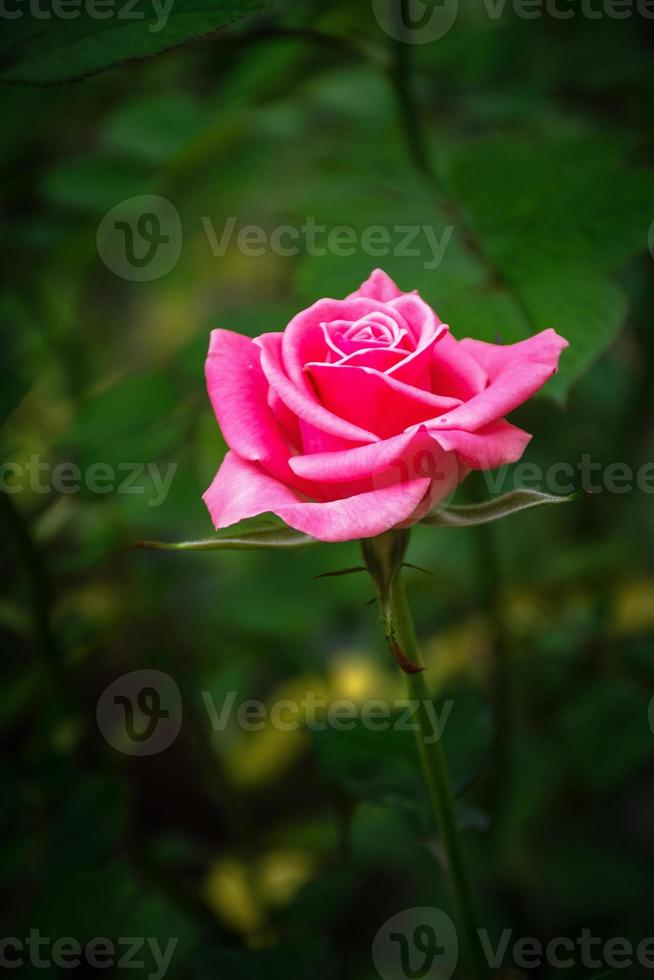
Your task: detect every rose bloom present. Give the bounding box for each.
[204,270,568,542]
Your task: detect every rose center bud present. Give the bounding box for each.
[321,310,413,362]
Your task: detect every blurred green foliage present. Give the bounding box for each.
[1,1,654,977]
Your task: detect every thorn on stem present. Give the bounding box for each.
[402,562,433,577]
[315,566,367,579]
[387,634,425,674]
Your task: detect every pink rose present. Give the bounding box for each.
[204,270,568,543]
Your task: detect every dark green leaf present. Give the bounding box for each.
[314,685,492,836]
[0,1,270,85]
[447,136,654,400]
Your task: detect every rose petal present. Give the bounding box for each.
[384,301,447,388]
[281,297,390,390]
[268,388,301,452]
[289,427,433,483]
[431,420,532,469]
[337,346,409,372]
[289,426,463,523]
[256,332,380,444]
[306,362,461,439]
[206,330,298,484]
[203,451,431,543]
[347,268,406,302]
[388,293,441,343]
[431,331,489,399]
[429,329,568,431]
[401,456,469,524]
[336,310,408,349]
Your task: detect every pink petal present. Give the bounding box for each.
[298,420,365,455]
[430,329,569,431]
[337,346,408,372]
[288,426,464,525]
[281,297,389,390]
[268,388,301,453]
[388,293,442,343]
[399,451,465,523]
[256,332,379,445]
[289,427,433,483]
[306,362,461,439]
[203,451,431,543]
[431,420,532,469]
[431,332,489,399]
[334,296,446,387]
[205,330,297,484]
[385,310,447,388]
[347,268,406,302]
[459,329,568,379]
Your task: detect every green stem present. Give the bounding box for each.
[465,474,514,847]
[391,570,489,980]
[390,25,434,181]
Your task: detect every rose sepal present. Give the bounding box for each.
[421,488,581,529]
[135,515,317,551]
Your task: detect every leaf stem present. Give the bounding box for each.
[391,568,489,980]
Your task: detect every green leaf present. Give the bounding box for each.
[0,1,270,85]
[422,489,580,528]
[447,135,654,400]
[515,267,628,402]
[314,684,492,837]
[135,515,317,551]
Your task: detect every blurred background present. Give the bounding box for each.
[1,1,654,977]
